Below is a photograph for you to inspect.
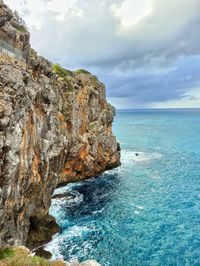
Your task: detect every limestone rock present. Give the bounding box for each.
[0,0,120,250]
[0,1,30,61]
[0,1,12,27]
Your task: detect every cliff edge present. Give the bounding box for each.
[0,1,120,249]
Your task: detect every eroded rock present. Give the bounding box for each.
[0,0,120,250]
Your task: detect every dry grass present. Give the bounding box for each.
[0,247,50,266]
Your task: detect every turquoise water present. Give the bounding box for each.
[46,109,200,266]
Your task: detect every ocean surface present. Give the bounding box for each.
[46,109,200,266]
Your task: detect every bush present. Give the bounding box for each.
[2,255,49,266]
[89,122,97,130]
[53,64,73,91]
[75,69,91,75]
[53,64,73,77]
[17,25,29,33]
[31,256,50,266]
[0,248,14,260]
[0,249,50,266]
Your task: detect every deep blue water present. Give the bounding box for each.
[46,109,200,266]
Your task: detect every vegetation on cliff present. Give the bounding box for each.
[0,247,49,266]
[53,64,73,78]
[0,247,100,266]
[53,64,73,91]
[75,69,91,75]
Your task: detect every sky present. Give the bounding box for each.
[4,0,200,109]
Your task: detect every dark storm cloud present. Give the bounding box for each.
[103,56,200,102]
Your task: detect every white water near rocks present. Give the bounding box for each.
[46,109,200,266]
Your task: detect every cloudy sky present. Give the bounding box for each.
[4,0,200,109]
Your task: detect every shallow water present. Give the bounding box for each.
[46,109,200,266]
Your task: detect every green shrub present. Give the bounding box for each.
[17,25,29,33]
[53,64,73,77]
[53,64,74,91]
[65,78,73,91]
[29,48,37,59]
[31,256,50,265]
[0,250,50,266]
[3,256,50,266]
[89,122,97,130]
[75,69,91,75]
[0,248,14,260]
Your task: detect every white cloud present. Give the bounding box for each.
[111,0,152,27]
[4,0,81,29]
[47,0,77,14]
[3,0,24,12]
[5,0,48,29]
[4,0,200,66]
[3,0,200,108]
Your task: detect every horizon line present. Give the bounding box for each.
[116,107,200,110]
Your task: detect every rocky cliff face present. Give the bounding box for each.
[0,1,120,249]
[0,0,30,60]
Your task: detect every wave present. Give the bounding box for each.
[52,191,83,206]
[53,182,79,195]
[135,205,145,210]
[44,233,64,260]
[45,225,93,261]
[92,207,105,215]
[134,210,140,215]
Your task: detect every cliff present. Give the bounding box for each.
[0,1,120,249]
[0,0,30,61]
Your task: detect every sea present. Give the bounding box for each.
[45,109,200,266]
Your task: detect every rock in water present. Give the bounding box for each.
[0,0,120,249]
[34,247,52,260]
